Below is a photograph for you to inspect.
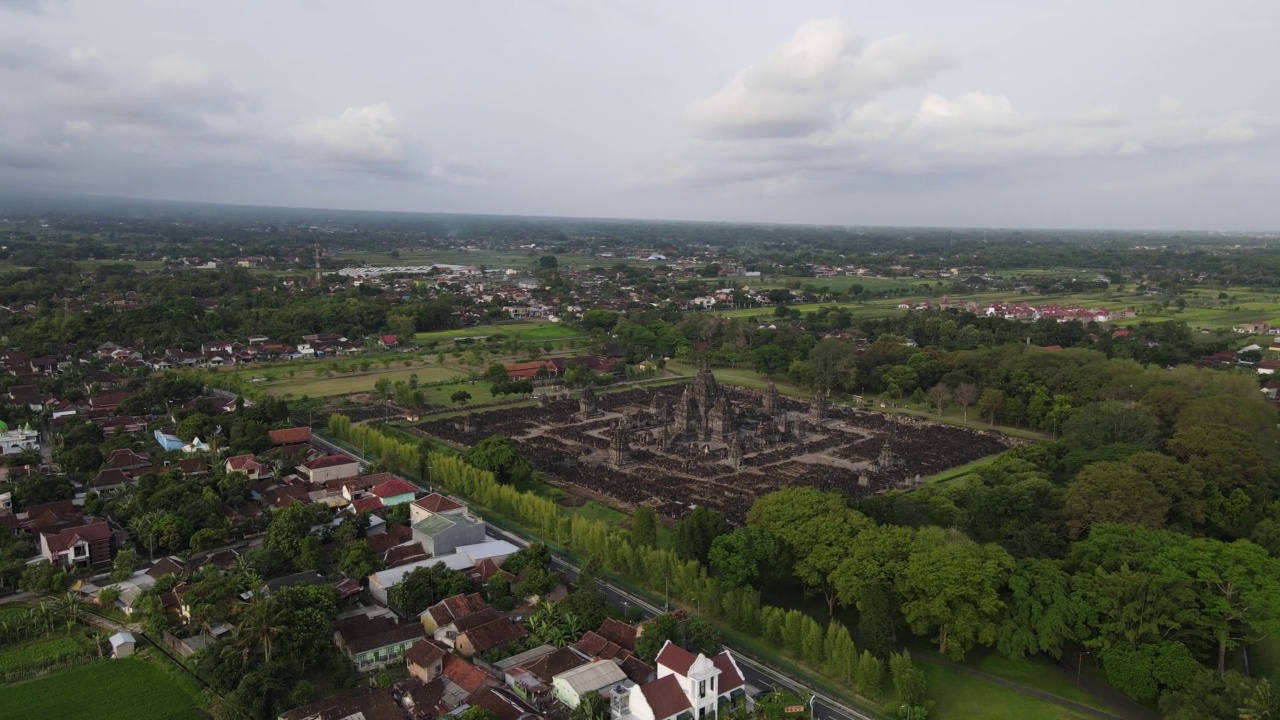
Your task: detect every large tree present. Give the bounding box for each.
[672,507,730,565]
[748,488,872,615]
[463,435,535,485]
[708,527,788,589]
[1064,462,1170,538]
[997,558,1079,660]
[895,539,1015,660]
[1155,537,1280,677]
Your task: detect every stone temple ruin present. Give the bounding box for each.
[418,366,1016,524]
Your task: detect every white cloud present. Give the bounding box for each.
[687,17,955,139]
[665,17,1267,192]
[289,103,416,177]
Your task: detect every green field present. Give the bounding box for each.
[243,363,462,398]
[0,657,202,720]
[415,322,585,345]
[0,633,96,681]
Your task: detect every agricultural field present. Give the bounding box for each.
[0,632,97,683]
[0,657,204,720]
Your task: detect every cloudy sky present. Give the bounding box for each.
[1,0,1276,230]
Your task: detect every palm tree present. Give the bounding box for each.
[570,691,608,720]
[130,511,163,559]
[57,591,84,625]
[1240,679,1279,720]
[235,591,286,663]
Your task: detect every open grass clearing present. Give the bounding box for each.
[0,656,203,720]
[253,364,461,398]
[921,660,1099,720]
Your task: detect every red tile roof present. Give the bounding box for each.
[641,675,692,720]
[712,652,745,692]
[442,653,494,695]
[370,478,418,498]
[350,497,384,512]
[268,427,312,446]
[655,640,696,676]
[412,492,463,513]
[302,454,358,470]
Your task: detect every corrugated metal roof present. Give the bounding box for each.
[554,659,627,695]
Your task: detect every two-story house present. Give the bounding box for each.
[39,520,113,567]
[610,641,750,720]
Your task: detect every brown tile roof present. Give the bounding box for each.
[655,640,697,676]
[405,639,449,670]
[428,592,491,627]
[366,525,413,554]
[336,614,426,654]
[146,556,187,580]
[461,617,528,654]
[382,542,429,568]
[225,454,267,473]
[412,492,463,513]
[401,677,447,714]
[619,654,655,684]
[23,500,82,530]
[41,520,111,552]
[453,607,501,634]
[89,468,130,489]
[641,675,692,720]
[279,686,403,720]
[334,472,396,493]
[525,647,588,683]
[468,687,538,720]
[596,618,638,651]
[268,427,312,446]
[105,448,150,470]
[177,458,208,475]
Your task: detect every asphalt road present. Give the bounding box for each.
[483,524,876,720]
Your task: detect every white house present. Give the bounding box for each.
[610,641,749,720]
[109,632,136,658]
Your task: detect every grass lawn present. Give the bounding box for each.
[0,656,203,720]
[563,500,629,525]
[922,455,1001,485]
[969,650,1108,711]
[921,660,1098,720]
[253,364,461,398]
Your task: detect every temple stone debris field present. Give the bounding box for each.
[418,367,1016,523]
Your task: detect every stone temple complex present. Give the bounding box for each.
[419,368,1015,523]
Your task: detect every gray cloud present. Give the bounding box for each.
[670,17,1268,197]
[0,0,60,14]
